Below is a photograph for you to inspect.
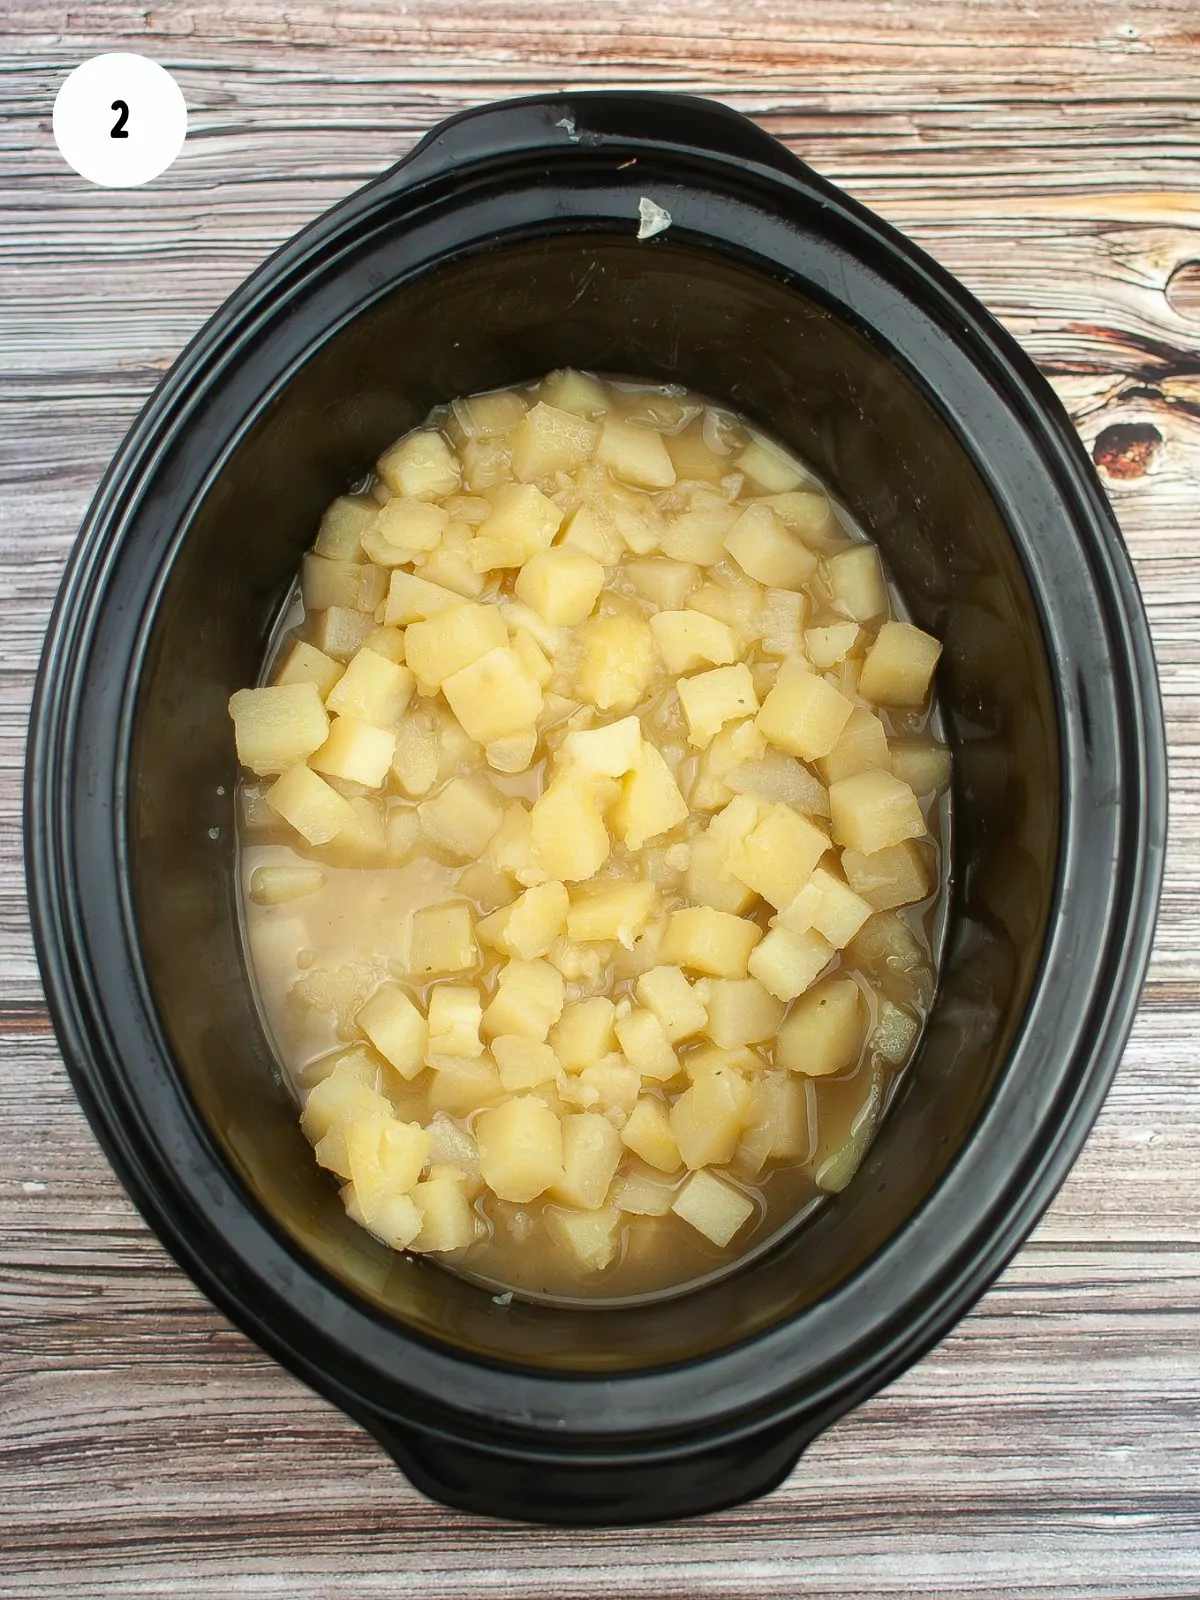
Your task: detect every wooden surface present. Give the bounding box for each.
[2,2,1199,1594]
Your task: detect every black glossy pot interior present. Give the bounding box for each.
[131,234,1057,1371]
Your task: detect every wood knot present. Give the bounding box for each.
[1092,421,1162,481]
[1166,261,1200,321]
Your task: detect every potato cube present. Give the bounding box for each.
[229,683,330,775]
[266,764,357,845]
[685,834,757,915]
[731,801,830,910]
[345,1186,423,1250]
[492,1035,561,1092]
[724,750,829,817]
[566,880,657,945]
[345,1114,430,1222]
[486,730,539,778]
[569,1057,642,1120]
[301,1059,389,1145]
[427,1054,505,1117]
[558,501,625,566]
[529,774,611,882]
[841,840,931,909]
[620,1096,682,1173]
[609,743,689,850]
[575,613,656,714]
[704,978,785,1049]
[777,865,873,948]
[419,546,486,599]
[649,609,739,675]
[678,663,759,749]
[248,863,326,905]
[404,603,508,689]
[818,705,892,785]
[597,416,676,489]
[544,1205,621,1272]
[670,1063,753,1169]
[614,1007,679,1082]
[356,985,428,1079]
[829,769,925,854]
[410,1176,478,1252]
[425,1112,483,1192]
[273,639,344,699]
[725,502,817,589]
[486,801,546,886]
[660,500,738,564]
[542,367,609,417]
[418,777,504,860]
[626,557,700,610]
[325,647,415,727]
[314,494,376,560]
[426,985,484,1059]
[301,553,363,613]
[735,431,807,493]
[472,482,564,570]
[757,588,808,657]
[482,958,565,1041]
[327,795,386,863]
[554,1112,623,1209]
[510,400,600,481]
[551,996,618,1071]
[806,622,861,669]
[451,388,528,437]
[383,569,464,626]
[755,660,853,762]
[759,489,843,552]
[442,647,544,745]
[827,545,887,621]
[748,925,834,1002]
[363,498,450,563]
[408,902,477,976]
[611,1168,675,1216]
[455,860,517,911]
[515,547,605,626]
[777,975,865,1076]
[377,428,460,500]
[671,1169,754,1246]
[660,907,762,978]
[736,1071,809,1174]
[477,880,568,961]
[561,714,642,778]
[312,605,375,661]
[889,740,952,796]
[636,965,708,1043]
[859,619,943,706]
[391,712,439,797]
[384,804,421,863]
[476,1096,563,1202]
[310,715,396,789]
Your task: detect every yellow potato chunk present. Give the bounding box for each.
[542,367,610,417]
[544,1205,622,1272]
[597,416,676,489]
[310,715,396,788]
[818,705,892,785]
[670,1063,753,1169]
[301,553,363,612]
[476,1096,563,1202]
[649,609,739,674]
[626,557,699,610]
[827,545,887,621]
[266,765,357,845]
[671,1169,754,1246]
[614,1007,679,1082]
[325,647,415,727]
[408,902,477,976]
[274,639,344,699]
[725,502,818,590]
[426,985,484,1059]
[410,1175,479,1252]
[390,712,438,798]
[636,965,708,1043]
[363,499,450,563]
[554,1112,623,1209]
[405,603,508,691]
[249,863,326,905]
[730,801,829,911]
[566,880,657,944]
[737,1070,808,1174]
[485,800,545,886]
[345,1114,430,1222]
[229,683,330,775]
[889,740,952,796]
[805,622,860,669]
[377,428,460,500]
[560,714,642,778]
[685,834,757,915]
[492,1035,560,1092]
[620,1096,682,1173]
[442,647,544,745]
[356,985,428,1079]
[678,663,759,749]
[755,660,853,762]
[471,482,563,570]
[558,501,625,566]
[703,978,785,1049]
[477,880,569,961]
[418,777,504,859]
[343,1184,423,1249]
[514,547,605,626]
[301,1056,389,1145]
[747,925,833,1002]
[859,619,943,706]
[841,840,931,910]
[829,769,925,854]
[660,498,738,564]
[427,1055,505,1117]
[529,774,611,882]
[481,958,565,1042]
[660,907,762,978]
[383,569,464,626]
[314,494,376,560]
[609,742,689,849]
[735,432,808,493]
[776,865,873,948]
[551,996,618,1072]
[575,613,656,714]
[511,401,600,481]
[312,605,375,661]
[776,975,865,1076]
[451,388,528,437]
[611,1167,675,1216]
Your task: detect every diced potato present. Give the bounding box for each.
[755,660,853,762]
[481,958,565,1042]
[492,1035,561,1092]
[427,1054,505,1117]
[348,1186,424,1251]
[410,1175,478,1252]
[685,834,757,915]
[358,560,388,615]
[542,368,610,417]
[383,569,463,626]
[378,428,460,500]
[636,965,708,1043]
[554,1112,623,1209]
[511,401,600,482]
[777,865,872,948]
[614,1007,679,1082]
[841,840,931,909]
[757,589,807,657]
[818,706,892,785]
[529,774,611,882]
[328,795,387,863]
[486,728,538,774]
[649,609,739,674]
[477,880,569,961]
[472,482,564,570]
[889,740,952,796]
[566,880,657,945]
[345,1114,430,1221]
[312,605,375,661]
[425,1112,483,1192]
[736,1070,808,1173]
[301,553,363,613]
[725,750,829,817]
[660,500,738,564]
[476,1095,563,1202]
[620,1096,682,1173]
[485,801,546,886]
[828,769,925,854]
[575,613,656,714]
[612,1167,675,1216]
[609,742,689,850]
[384,804,421,863]
[665,420,731,483]
[806,622,861,669]
[356,985,428,1079]
[551,996,617,1072]
[274,639,344,699]
[363,498,450,563]
[418,777,504,859]
[678,663,759,749]
[419,545,486,599]
[703,978,785,1049]
[390,712,439,797]
[543,1205,621,1271]
[408,902,477,976]
[859,619,943,706]
[687,580,762,643]
[626,557,699,610]
[660,907,762,978]
[776,975,865,1076]
[757,490,842,552]
[404,603,508,690]
[266,765,357,845]
[735,431,808,493]
[560,714,642,778]
[229,683,330,776]
[310,715,397,789]
[597,416,676,489]
[460,433,512,493]
[514,547,605,626]
[671,1169,754,1246]
[747,925,833,1002]
[314,494,376,561]
[670,1063,753,1168]
[442,646,544,745]
[426,985,484,1059]
[827,545,887,621]
[451,388,528,438]
[557,501,625,566]
[325,647,415,727]
[301,1058,390,1145]
[249,863,326,905]
[725,502,817,589]
[569,1057,642,1120]
[730,801,829,911]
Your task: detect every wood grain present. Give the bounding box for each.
[1,2,1199,1594]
